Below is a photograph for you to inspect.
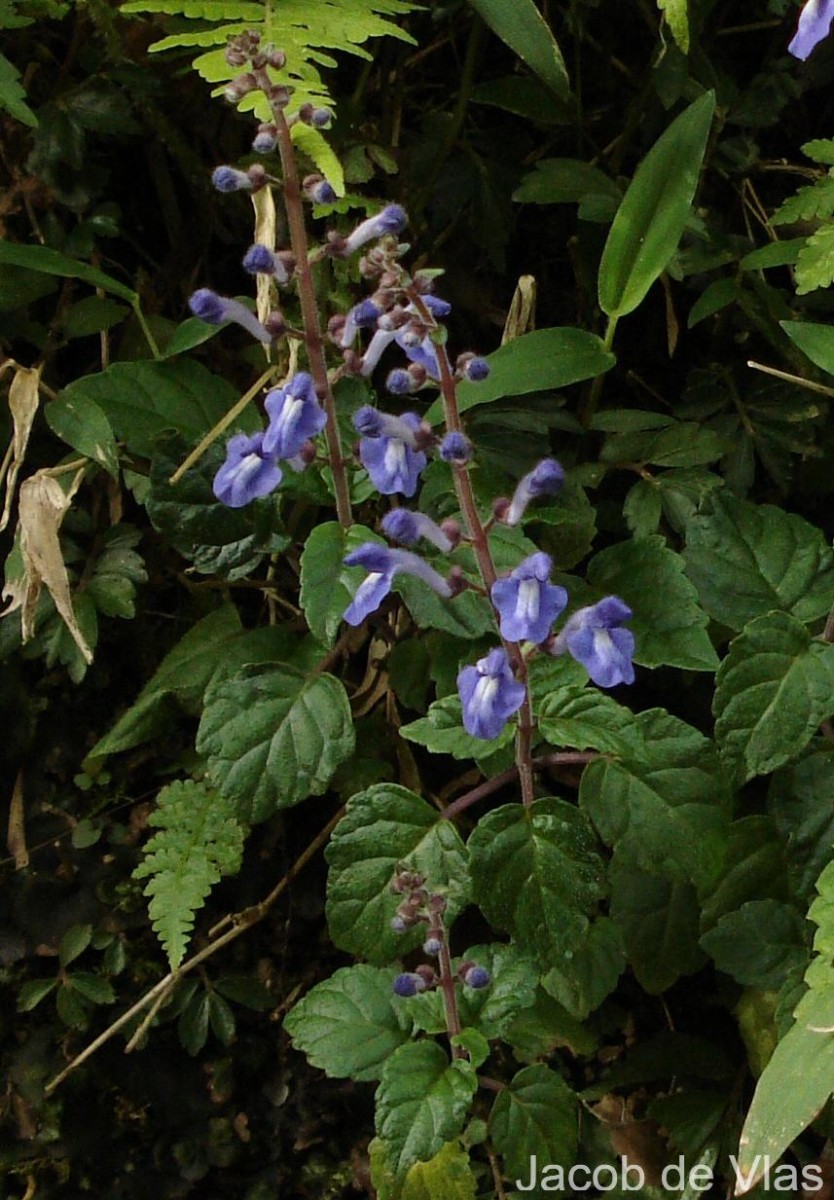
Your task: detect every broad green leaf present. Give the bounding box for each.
[599,423,728,469]
[467,0,569,99]
[375,1042,477,1177]
[473,75,570,124]
[63,295,129,339]
[579,709,729,891]
[468,799,606,965]
[17,978,59,1012]
[541,916,625,1019]
[423,328,615,425]
[700,900,807,990]
[398,1141,477,1200]
[598,92,715,318]
[683,492,834,632]
[781,320,834,377]
[60,359,239,457]
[769,746,834,903]
[394,575,495,638]
[701,816,789,930]
[489,1065,578,1183]
[67,973,116,1005]
[537,685,644,756]
[587,535,718,671]
[134,780,244,968]
[505,988,597,1062]
[325,785,471,964]
[406,945,539,1040]
[513,157,620,206]
[299,521,383,646]
[59,924,93,967]
[197,665,354,821]
[714,612,834,783]
[45,393,119,476]
[610,859,705,993]
[283,965,411,1082]
[0,239,137,301]
[658,0,689,50]
[400,695,514,761]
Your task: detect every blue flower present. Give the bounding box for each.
[789,0,834,57]
[457,647,525,740]
[312,180,337,204]
[213,432,282,508]
[353,409,427,496]
[392,972,427,997]
[463,356,490,382]
[343,543,452,626]
[439,432,472,465]
[556,596,635,688]
[343,204,408,254]
[386,368,415,395]
[188,288,273,344]
[491,552,568,644]
[505,458,566,526]
[263,372,327,459]
[252,126,278,154]
[211,166,254,192]
[381,508,454,552]
[462,965,491,989]
[340,299,383,348]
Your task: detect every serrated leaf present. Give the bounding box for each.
[290,121,344,194]
[587,535,718,671]
[452,944,539,1040]
[489,1065,578,1183]
[399,1141,477,1200]
[375,1042,477,1177]
[512,157,620,206]
[714,612,834,783]
[796,224,834,295]
[0,52,37,126]
[683,492,834,632]
[579,709,729,891]
[700,900,807,989]
[86,526,147,619]
[133,780,245,968]
[325,785,471,964]
[505,988,597,1062]
[772,176,834,226]
[701,815,789,931]
[541,916,625,1019]
[658,0,689,50]
[197,664,355,822]
[610,859,705,993]
[468,799,606,966]
[299,521,382,646]
[537,685,644,756]
[599,92,715,318]
[400,694,514,760]
[394,575,495,638]
[284,965,411,1082]
[769,746,834,904]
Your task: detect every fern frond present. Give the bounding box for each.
[795,224,834,295]
[134,780,245,970]
[772,175,834,227]
[120,0,421,119]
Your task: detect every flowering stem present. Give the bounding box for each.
[406,285,536,806]
[437,938,464,1058]
[260,86,352,528]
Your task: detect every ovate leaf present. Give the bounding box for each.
[537,685,644,756]
[466,0,569,99]
[299,521,383,646]
[489,1065,578,1183]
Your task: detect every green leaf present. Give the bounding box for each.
[466,0,569,99]
[772,176,834,226]
[375,1042,476,1177]
[587,535,718,671]
[714,613,834,784]
[781,319,834,377]
[0,52,37,126]
[658,0,689,51]
[452,944,539,1040]
[513,157,620,206]
[56,983,89,1029]
[683,492,834,632]
[17,978,58,1011]
[700,816,789,931]
[60,359,239,457]
[598,92,715,318]
[537,685,644,756]
[609,859,706,993]
[133,780,245,969]
[473,76,569,124]
[599,423,728,468]
[68,972,116,1005]
[290,121,345,194]
[489,1065,578,1183]
[45,393,119,476]
[579,709,729,891]
[400,695,514,761]
[86,526,147,619]
[468,799,606,966]
[394,575,495,638]
[700,900,807,989]
[299,521,383,646]
[0,238,137,302]
[505,988,597,1062]
[178,989,210,1056]
[769,746,834,904]
[325,785,471,964]
[541,916,625,1019]
[623,479,662,538]
[399,1141,477,1200]
[284,965,411,1082]
[63,295,129,339]
[796,224,834,295]
[59,923,93,967]
[423,328,615,425]
[197,664,355,822]
[207,991,235,1045]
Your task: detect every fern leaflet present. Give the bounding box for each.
[134,779,245,969]
[120,0,420,120]
[795,224,834,295]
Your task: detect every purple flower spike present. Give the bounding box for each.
[343,204,408,254]
[263,372,327,458]
[491,552,568,644]
[188,288,273,344]
[211,166,253,193]
[393,972,427,997]
[382,508,454,553]
[505,458,566,526]
[341,300,383,348]
[457,648,525,741]
[213,432,282,508]
[343,543,452,625]
[789,0,834,57]
[555,596,635,688]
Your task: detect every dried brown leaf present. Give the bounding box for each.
[1,362,42,532]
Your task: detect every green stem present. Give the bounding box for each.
[133,300,161,360]
[581,313,618,426]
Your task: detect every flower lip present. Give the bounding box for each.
[457,646,525,740]
[789,0,834,58]
[343,543,393,573]
[262,371,326,458]
[213,431,282,508]
[556,595,636,688]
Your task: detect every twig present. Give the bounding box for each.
[44,807,344,1095]
[169,366,277,485]
[440,751,598,821]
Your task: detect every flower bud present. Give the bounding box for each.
[252,123,278,154]
[266,47,286,69]
[297,102,315,123]
[263,310,286,339]
[423,936,443,956]
[223,72,258,103]
[439,432,472,465]
[212,165,254,193]
[312,107,332,127]
[462,965,491,989]
[392,972,427,998]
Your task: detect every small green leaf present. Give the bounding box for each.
[375,1042,477,1177]
[700,900,807,989]
[284,965,412,1082]
[197,665,355,822]
[59,923,93,967]
[713,612,834,783]
[451,1029,490,1069]
[207,992,236,1045]
[598,92,715,318]
[17,978,58,1011]
[68,972,116,1005]
[299,521,383,646]
[489,1065,578,1183]
[0,52,37,126]
[178,989,210,1056]
[467,0,570,99]
[45,394,119,476]
[796,224,834,295]
[658,0,689,50]
[400,695,514,760]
